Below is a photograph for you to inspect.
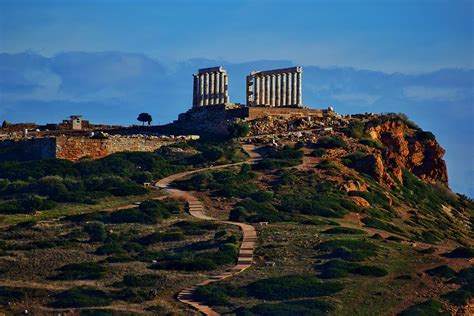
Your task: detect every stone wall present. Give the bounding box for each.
[0,138,56,160]
[55,136,178,161]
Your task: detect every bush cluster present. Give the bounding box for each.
[246,274,344,300]
[51,262,106,280]
[315,239,379,262]
[315,259,388,279]
[149,242,239,272]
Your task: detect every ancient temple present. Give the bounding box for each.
[246,67,303,107]
[192,67,230,107]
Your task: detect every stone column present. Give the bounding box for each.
[209,72,216,105]
[220,73,226,104]
[276,74,281,107]
[259,76,265,105]
[292,71,297,106]
[199,74,204,106]
[192,74,198,107]
[297,71,302,106]
[204,73,209,105]
[265,75,270,105]
[281,73,287,107]
[254,76,260,106]
[215,72,220,104]
[224,74,229,103]
[270,74,276,106]
[286,72,292,106]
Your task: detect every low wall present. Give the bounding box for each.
[55,136,177,161]
[0,138,56,161]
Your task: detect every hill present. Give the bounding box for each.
[0,113,472,315]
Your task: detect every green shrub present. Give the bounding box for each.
[239,299,335,316]
[194,283,246,306]
[315,136,347,149]
[316,239,378,261]
[122,274,165,287]
[344,120,366,138]
[96,242,125,256]
[83,221,107,242]
[50,287,112,308]
[352,265,388,277]
[425,265,456,279]
[443,247,474,258]
[441,289,471,306]
[311,148,327,157]
[52,262,106,280]
[397,300,449,316]
[229,206,249,222]
[246,275,343,300]
[416,131,436,141]
[228,121,250,138]
[172,220,219,235]
[359,138,385,150]
[321,227,366,235]
[0,286,25,304]
[315,259,387,279]
[249,190,274,203]
[361,217,404,235]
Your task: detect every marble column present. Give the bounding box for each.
[254,77,260,106]
[292,71,297,106]
[219,73,225,104]
[204,73,210,105]
[209,72,215,105]
[281,73,287,107]
[224,74,229,103]
[199,74,204,106]
[276,74,281,107]
[297,71,302,106]
[270,74,275,106]
[286,72,292,106]
[265,75,270,105]
[259,76,265,105]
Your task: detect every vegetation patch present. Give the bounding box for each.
[237,299,335,316]
[442,246,474,258]
[50,287,112,308]
[51,262,106,280]
[315,239,379,261]
[321,227,366,235]
[397,300,449,316]
[425,265,456,279]
[246,275,344,300]
[315,259,387,279]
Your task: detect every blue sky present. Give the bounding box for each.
[0,0,473,196]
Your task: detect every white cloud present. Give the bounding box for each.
[403,86,468,102]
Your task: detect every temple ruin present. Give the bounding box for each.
[246,67,303,107]
[193,67,230,107]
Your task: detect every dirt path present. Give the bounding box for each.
[155,145,261,316]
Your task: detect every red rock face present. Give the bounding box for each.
[367,119,448,185]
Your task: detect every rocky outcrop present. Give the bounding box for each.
[367,119,448,185]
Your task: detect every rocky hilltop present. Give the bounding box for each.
[242,112,449,189]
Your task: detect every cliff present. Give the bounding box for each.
[365,118,448,186]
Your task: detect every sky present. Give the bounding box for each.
[0,0,473,196]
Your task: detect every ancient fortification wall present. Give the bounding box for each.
[55,136,178,161]
[0,138,56,160]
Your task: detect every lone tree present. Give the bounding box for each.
[137,113,153,126]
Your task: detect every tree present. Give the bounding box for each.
[137,113,152,126]
[84,222,107,242]
[228,121,250,138]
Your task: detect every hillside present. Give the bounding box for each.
[0,113,472,315]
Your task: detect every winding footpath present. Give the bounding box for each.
[155,146,261,316]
